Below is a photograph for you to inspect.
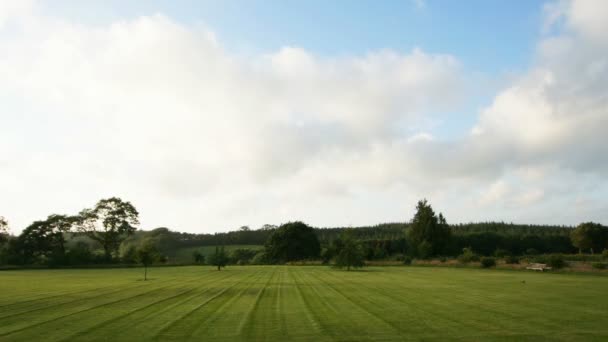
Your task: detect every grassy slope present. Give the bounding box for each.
[0,266,607,341]
[171,245,263,263]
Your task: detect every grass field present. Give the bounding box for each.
[172,245,263,263]
[1,266,607,341]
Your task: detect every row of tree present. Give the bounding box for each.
[2,198,607,269]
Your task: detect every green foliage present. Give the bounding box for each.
[135,240,161,280]
[208,246,228,270]
[229,248,257,265]
[547,254,567,269]
[591,262,607,270]
[571,222,608,254]
[0,216,8,244]
[494,248,508,258]
[603,249,608,260]
[480,257,496,268]
[250,250,270,265]
[526,248,539,255]
[504,255,520,264]
[334,230,365,271]
[403,256,413,265]
[120,244,138,264]
[192,250,204,264]
[458,247,477,263]
[265,221,320,263]
[408,199,451,258]
[77,197,139,261]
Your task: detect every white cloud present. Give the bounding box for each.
[1,0,607,233]
[0,6,463,232]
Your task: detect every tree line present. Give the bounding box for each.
[1,197,607,269]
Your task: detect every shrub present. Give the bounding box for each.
[547,254,567,269]
[526,248,539,255]
[504,255,520,264]
[494,248,508,258]
[592,262,607,270]
[403,256,413,265]
[439,256,447,263]
[458,248,476,263]
[251,251,269,265]
[603,249,608,260]
[480,257,496,268]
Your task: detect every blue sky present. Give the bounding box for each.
[44,0,544,73]
[1,0,607,233]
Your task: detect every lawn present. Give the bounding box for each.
[0,266,607,341]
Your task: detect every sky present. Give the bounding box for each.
[1,0,607,233]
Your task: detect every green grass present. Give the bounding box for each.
[172,245,262,263]
[0,266,607,341]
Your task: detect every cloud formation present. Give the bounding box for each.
[0,0,606,232]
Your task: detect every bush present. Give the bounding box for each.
[458,248,477,264]
[592,262,607,270]
[251,251,269,265]
[480,257,496,268]
[504,255,520,264]
[526,248,539,255]
[494,248,508,258]
[403,256,413,265]
[547,254,567,269]
[603,249,608,260]
[439,256,447,263]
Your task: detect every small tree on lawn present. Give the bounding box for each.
[334,230,365,271]
[136,240,160,281]
[209,246,228,271]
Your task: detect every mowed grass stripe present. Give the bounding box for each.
[234,267,280,340]
[361,268,578,336]
[0,271,210,338]
[52,270,241,342]
[290,267,379,340]
[1,266,607,341]
[287,267,328,339]
[0,275,183,320]
[187,267,278,340]
[321,268,526,338]
[153,269,267,340]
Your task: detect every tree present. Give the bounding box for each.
[18,215,76,264]
[208,246,228,270]
[136,240,160,281]
[0,216,9,244]
[334,230,365,271]
[265,221,320,263]
[192,250,205,264]
[407,199,451,257]
[77,197,139,261]
[571,222,608,254]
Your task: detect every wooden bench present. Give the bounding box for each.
[526,263,552,271]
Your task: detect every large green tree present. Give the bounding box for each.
[334,230,365,271]
[571,222,608,254]
[408,199,451,258]
[77,197,139,261]
[265,221,320,263]
[19,215,75,264]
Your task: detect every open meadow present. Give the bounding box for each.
[1,266,607,341]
